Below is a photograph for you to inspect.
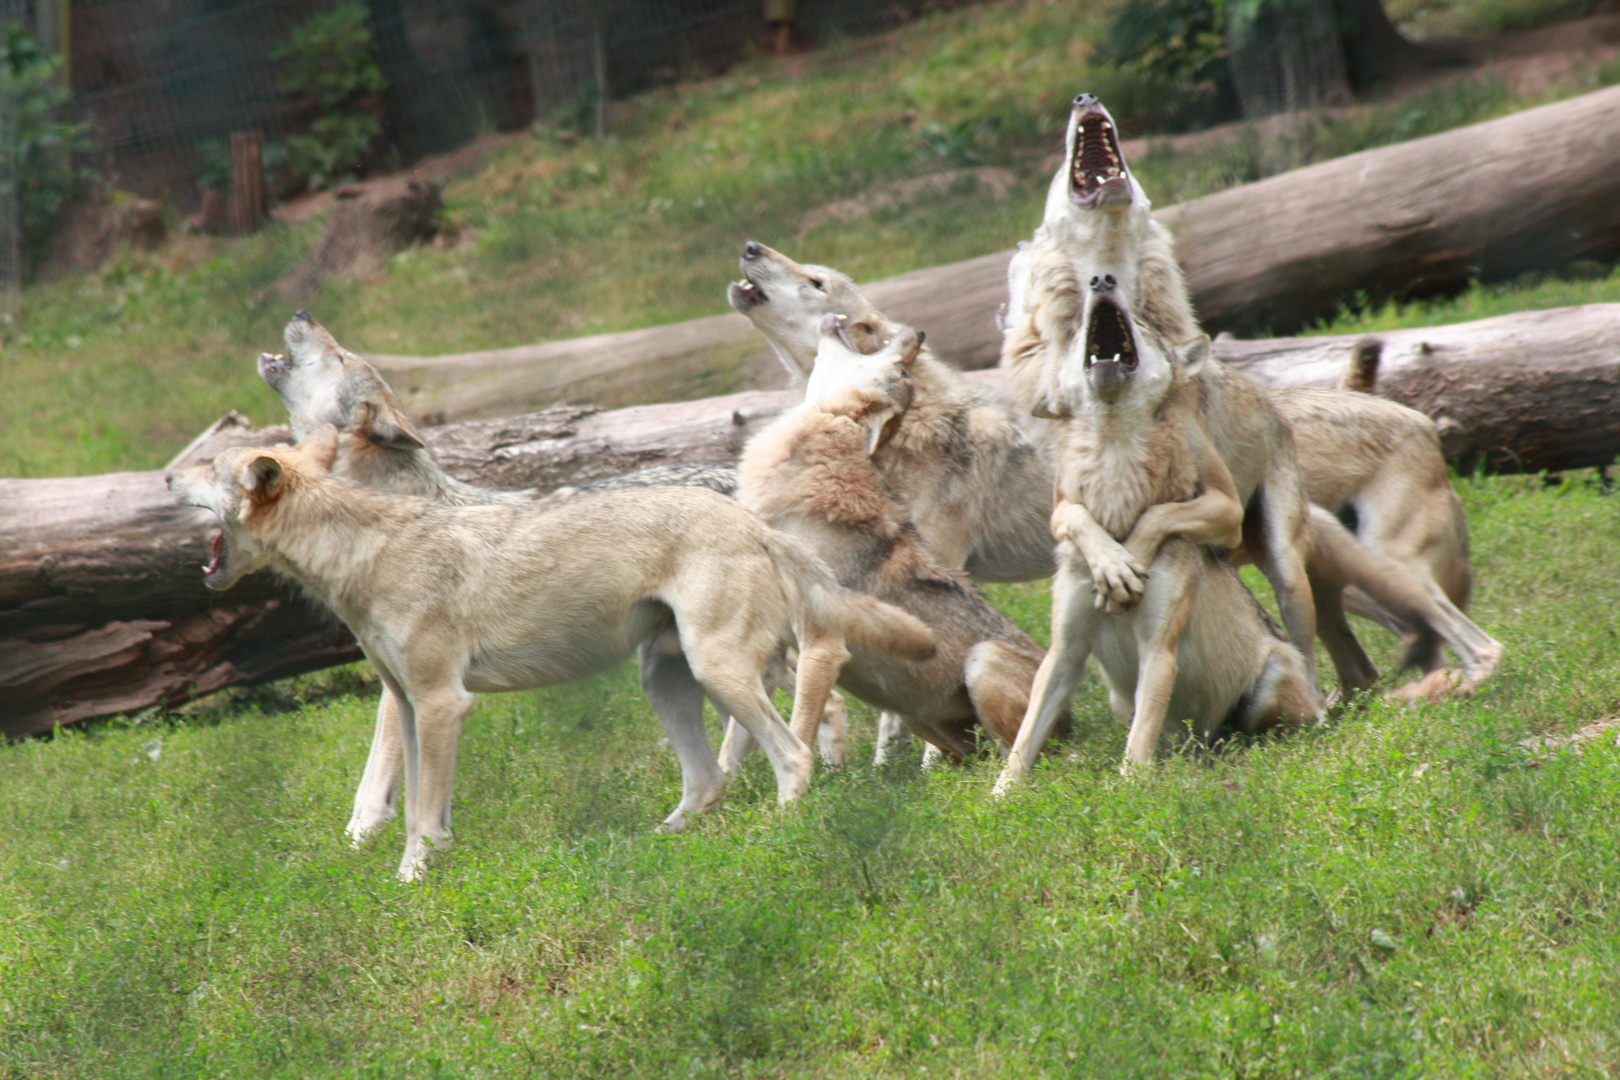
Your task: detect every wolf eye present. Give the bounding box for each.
[809,279,826,292]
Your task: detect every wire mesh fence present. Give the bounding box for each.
[68,0,945,207]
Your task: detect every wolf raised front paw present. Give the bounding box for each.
[1088,546,1148,613]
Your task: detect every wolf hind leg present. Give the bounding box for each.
[638,637,729,834]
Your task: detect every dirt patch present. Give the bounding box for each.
[274,177,443,304]
[272,131,521,226]
[36,192,166,282]
[1519,717,1620,757]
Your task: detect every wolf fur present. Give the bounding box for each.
[729,241,1054,583]
[1008,93,1500,698]
[724,319,1052,764]
[259,312,853,842]
[168,429,933,880]
[1006,231,1323,704]
[994,317,1318,789]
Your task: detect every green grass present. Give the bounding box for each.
[6,0,1620,478]
[3,472,1618,1078]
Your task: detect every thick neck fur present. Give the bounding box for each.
[334,436,526,507]
[873,350,977,472]
[739,395,953,585]
[1057,372,1200,541]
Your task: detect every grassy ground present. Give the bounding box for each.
[3,472,1618,1079]
[5,0,1620,478]
[6,4,1620,1073]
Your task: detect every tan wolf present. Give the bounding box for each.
[994,309,1319,790]
[258,312,851,840]
[723,317,1052,764]
[729,241,1055,583]
[168,428,933,880]
[1008,93,1500,698]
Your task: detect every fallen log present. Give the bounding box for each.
[1214,304,1620,472]
[6,303,1619,734]
[1160,84,1620,335]
[370,86,1620,424]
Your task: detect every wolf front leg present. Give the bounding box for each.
[393,678,476,883]
[346,687,405,845]
[1120,552,1198,773]
[993,554,1102,795]
[1052,498,1148,613]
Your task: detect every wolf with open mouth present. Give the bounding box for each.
[1002,92,1501,702]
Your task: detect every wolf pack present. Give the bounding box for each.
[168,94,1503,881]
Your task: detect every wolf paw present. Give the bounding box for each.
[1088,547,1148,612]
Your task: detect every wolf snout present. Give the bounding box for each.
[1073,92,1098,108]
[743,240,764,261]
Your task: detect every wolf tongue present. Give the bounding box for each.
[204,531,222,574]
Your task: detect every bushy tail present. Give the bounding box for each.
[1340,338,1381,394]
[763,532,935,661]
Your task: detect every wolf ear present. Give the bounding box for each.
[298,424,340,472]
[1177,335,1211,375]
[1029,396,1070,421]
[356,399,426,450]
[885,327,923,367]
[242,454,284,498]
[860,406,900,456]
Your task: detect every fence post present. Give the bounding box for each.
[227,131,265,236]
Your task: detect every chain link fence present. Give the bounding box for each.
[71,0,945,207]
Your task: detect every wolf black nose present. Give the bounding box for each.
[1074,93,1097,108]
[743,241,763,260]
[163,469,175,486]
[293,309,312,322]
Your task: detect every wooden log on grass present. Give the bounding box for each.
[4,303,1618,735]
[369,85,1620,424]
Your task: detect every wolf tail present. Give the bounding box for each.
[763,531,935,661]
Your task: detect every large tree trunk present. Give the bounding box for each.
[368,86,1620,423]
[6,303,1619,735]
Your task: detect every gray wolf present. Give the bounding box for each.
[724,317,1052,764]
[1007,93,1499,699]
[1007,224,1324,704]
[728,240,1055,583]
[729,240,1055,764]
[168,428,933,880]
[258,312,849,839]
[994,312,1318,789]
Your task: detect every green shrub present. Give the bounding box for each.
[270,2,388,192]
[1,22,95,269]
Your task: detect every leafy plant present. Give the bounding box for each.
[1,22,95,268]
[1097,0,1231,85]
[270,2,388,191]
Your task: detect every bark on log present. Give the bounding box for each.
[1160,84,1620,335]
[368,85,1620,423]
[6,304,1619,735]
[1212,304,1620,472]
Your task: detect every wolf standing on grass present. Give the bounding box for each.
[168,427,933,881]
